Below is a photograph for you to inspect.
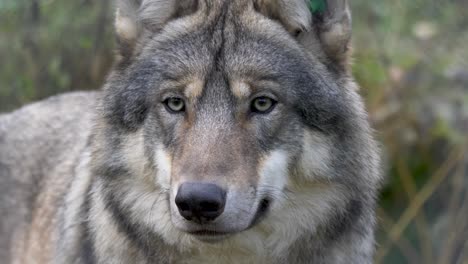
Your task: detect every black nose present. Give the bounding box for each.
[175,182,226,223]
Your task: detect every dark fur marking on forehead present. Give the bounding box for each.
[211,2,228,69]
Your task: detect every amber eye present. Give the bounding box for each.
[251,96,276,114]
[164,97,185,113]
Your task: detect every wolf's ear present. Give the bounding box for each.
[115,0,197,61]
[254,0,312,34]
[256,0,351,69]
[308,0,352,69]
[290,0,352,71]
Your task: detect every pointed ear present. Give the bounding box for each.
[255,0,352,70]
[114,0,142,60]
[254,0,312,34]
[312,0,352,68]
[114,0,197,61]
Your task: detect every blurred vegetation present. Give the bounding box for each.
[352,1,468,263]
[0,0,467,263]
[0,0,114,109]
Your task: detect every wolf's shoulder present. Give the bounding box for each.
[0,90,100,168]
[1,91,100,123]
[0,91,100,262]
[0,91,99,136]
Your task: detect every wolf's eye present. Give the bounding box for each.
[251,97,276,114]
[164,97,185,113]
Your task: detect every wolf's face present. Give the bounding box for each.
[96,0,379,249]
[151,26,314,238]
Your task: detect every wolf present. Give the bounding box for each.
[0,0,381,263]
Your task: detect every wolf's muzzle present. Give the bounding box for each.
[175,182,226,223]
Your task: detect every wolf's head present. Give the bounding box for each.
[93,0,380,252]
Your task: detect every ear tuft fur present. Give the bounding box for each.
[115,8,139,43]
[115,0,144,60]
[255,0,312,33]
[115,0,199,60]
[278,0,312,32]
[255,0,352,69]
[139,0,178,31]
[316,0,352,65]
[114,0,179,60]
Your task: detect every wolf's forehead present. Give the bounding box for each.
[150,8,297,99]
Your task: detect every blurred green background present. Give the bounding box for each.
[0,0,467,263]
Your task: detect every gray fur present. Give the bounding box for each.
[0,1,381,263]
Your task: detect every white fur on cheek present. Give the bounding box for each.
[122,129,146,177]
[258,150,290,197]
[155,146,172,190]
[300,131,332,180]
